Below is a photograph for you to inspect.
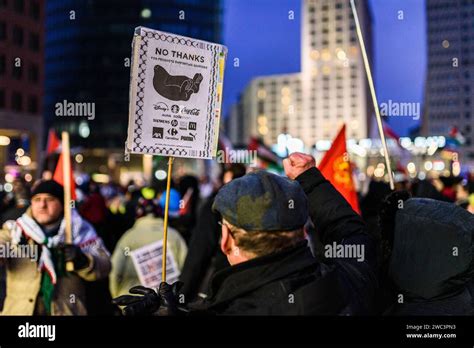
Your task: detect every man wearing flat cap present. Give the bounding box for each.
[114,153,377,315]
[0,180,111,315]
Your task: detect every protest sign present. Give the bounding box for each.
[130,240,181,288]
[126,26,227,159]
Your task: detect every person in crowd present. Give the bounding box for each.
[378,191,474,315]
[179,164,246,303]
[0,178,31,311]
[104,185,136,251]
[411,177,453,202]
[113,153,378,315]
[0,180,111,315]
[174,175,201,243]
[0,179,30,225]
[79,181,107,229]
[456,180,474,213]
[78,181,119,316]
[109,187,188,299]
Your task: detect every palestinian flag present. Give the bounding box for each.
[248,137,283,173]
[446,126,466,148]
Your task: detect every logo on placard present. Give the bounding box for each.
[171,105,180,114]
[171,120,178,127]
[154,119,170,125]
[180,133,196,142]
[152,127,164,139]
[179,121,187,130]
[153,102,169,112]
[188,122,197,130]
[181,107,200,116]
[167,128,178,136]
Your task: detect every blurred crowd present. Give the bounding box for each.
[0,160,473,316]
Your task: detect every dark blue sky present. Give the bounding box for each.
[222,0,426,136]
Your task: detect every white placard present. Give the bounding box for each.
[126,27,227,159]
[130,239,180,288]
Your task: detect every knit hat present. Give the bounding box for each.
[31,180,64,204]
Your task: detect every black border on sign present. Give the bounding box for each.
[130,28,220,159]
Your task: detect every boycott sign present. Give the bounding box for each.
[130,240,181,288]
[126,27,227,159]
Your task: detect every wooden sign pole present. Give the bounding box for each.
[161,156,174,282]
[61,131,75,272]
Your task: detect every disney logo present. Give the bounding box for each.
[153,102,169,112]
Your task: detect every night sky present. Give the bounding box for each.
[222,0,426,137]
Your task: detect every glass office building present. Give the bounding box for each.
[45,0,223,150]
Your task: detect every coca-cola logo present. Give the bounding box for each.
[181,107,200,116]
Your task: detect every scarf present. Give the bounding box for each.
[11,209,101,314]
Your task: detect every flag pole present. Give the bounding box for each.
[350,0,395,190]
[161,156,174,282]
[61,131,75,272]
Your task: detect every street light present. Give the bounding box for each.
[0,136,10,146]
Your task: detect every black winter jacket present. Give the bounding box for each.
[188,167,378,315]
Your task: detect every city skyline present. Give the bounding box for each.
[222,0,426,137]
[226,0,374,148]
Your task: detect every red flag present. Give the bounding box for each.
[46,129,61,155]
[53,153,77,200]
[318,124,360,214]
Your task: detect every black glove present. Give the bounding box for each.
[62,244,90,270]
[112,286,161,316]
[157,281,184,316]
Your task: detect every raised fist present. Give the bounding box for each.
[283,152,316,180]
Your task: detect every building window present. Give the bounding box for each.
[27,95,38,113]
[0,55,5,75]
[0,89,5,108]
[13,0,23,13]
[29,33,39,51]
[0,21,6,41]
[30,1,40,20]
[12,63,22,79]
[28,64,38,82]
[12,26,23,46]
[11,92,22,111]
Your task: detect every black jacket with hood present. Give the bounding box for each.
[384,198,474,315]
